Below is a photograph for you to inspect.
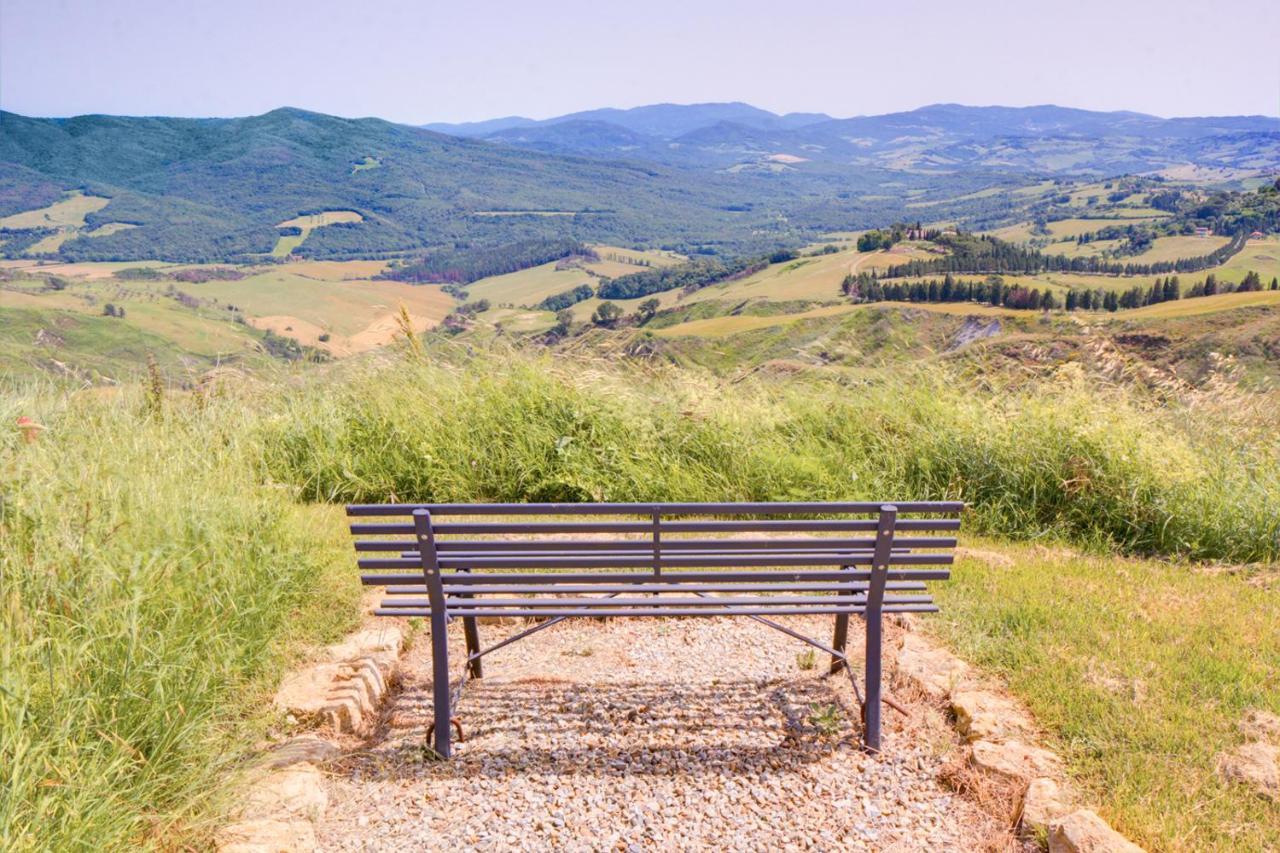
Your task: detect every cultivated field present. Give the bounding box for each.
[0,191,110,229]
[272,210,364,257]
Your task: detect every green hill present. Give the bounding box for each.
[0,109,904,263]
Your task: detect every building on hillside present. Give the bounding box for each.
[1194,226,1213,238]
[1250,230,1265,239]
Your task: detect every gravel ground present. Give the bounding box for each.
[317,615,1012,851]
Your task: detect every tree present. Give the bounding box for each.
[591,302,622,326]
[551,309,574,337]
[636,298,660,323]
[1239,271,1263,292]
[1271,277,1278,291]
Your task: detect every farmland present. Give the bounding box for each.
[272,210,364,257]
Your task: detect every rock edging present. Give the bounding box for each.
[216,624,406,852]
[894,631,1147,851]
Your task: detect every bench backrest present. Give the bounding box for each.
[348,502,961,614]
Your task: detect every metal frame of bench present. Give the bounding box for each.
[346,501,961,757]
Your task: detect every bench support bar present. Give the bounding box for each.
[863,505,898,752]
[415,510,453,758]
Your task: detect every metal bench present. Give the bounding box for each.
[347,501,961,757]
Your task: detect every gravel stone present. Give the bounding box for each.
[316,615,1012,851]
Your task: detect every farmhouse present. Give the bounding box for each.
[1249,230,1265,239]
[1194,226,1213,237]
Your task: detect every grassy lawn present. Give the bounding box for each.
[931,539,1280,851]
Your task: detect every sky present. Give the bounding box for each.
[3,0,1279,122]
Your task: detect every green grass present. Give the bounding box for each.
[0,384,360,850]
[263,351,1279,564]
[271,211,364,257]
[0,192,110,230]
[932,539,1280,851]
[0,306,260,383]
[4,344,1277,849]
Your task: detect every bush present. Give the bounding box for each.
[261,355,1279,563]
[0,387,357,849]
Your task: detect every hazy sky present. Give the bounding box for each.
[3,0,1278,122]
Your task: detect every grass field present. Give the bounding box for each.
[466,261,597,307]
[1125,289,1280,318]
[272,210,364,257]
[934,539,1280,851]
[0,192,110,230]
[4,344,1278,848]
[654,304,857,337]
[1,280,262,358]
[171,269,452,353]
[1126,234,1232,264]
[0,386,358,850]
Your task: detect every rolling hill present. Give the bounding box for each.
[0,108,876,263]
[428,102,1280,174]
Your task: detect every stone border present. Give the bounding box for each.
[893,625,1146,852]
[216,621,408,852]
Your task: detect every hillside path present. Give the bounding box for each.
[315,615,1011,851]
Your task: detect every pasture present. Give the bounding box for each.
[171,268,452,353]
[0,191,110,230]
[1126,234,1232,264]
[272,210,364,257]
[1125,288,1280,318]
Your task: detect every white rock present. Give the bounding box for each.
[971,739,1061,781]
[325,626,404,662]
[895,634,970,698]
[1048,809,1145,853]
[1021,777,1073,838]
[264,736,341,770]
[242,763,329,820]
[951,690,1032,742]
[217,818,317,853]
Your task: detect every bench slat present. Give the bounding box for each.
[372,604,941,618]
[349,518,962,535]
[346,501,964,517]
[362,568,950,585]
[357,553,953,570]
[383,581,929,595]
[377,594,933,609]
[352,536,958,552]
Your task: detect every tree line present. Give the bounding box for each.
[380,238,591,285]
[883,231,1250,279]
[844,271,1279,313]
[537,283,594,311]
[596,255,766,300]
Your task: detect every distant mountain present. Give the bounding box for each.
[427,101,1280,175]
[0,107,922,263]
[0,108,792,261]
[426,101,833,139]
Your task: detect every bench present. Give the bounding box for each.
[347,501,961,757]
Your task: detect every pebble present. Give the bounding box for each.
[315,616,1009,850]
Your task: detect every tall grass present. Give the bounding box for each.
[3,347,1276,848]
[0,385,357,851]
[263,352,1280,563]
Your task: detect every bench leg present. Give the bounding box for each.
[863,504,897,752]
[864,609,883,752]
[429,608,452,758]
[830,613,849,675]
[462,615,482,679]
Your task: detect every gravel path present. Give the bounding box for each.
[317,615,1011,851]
